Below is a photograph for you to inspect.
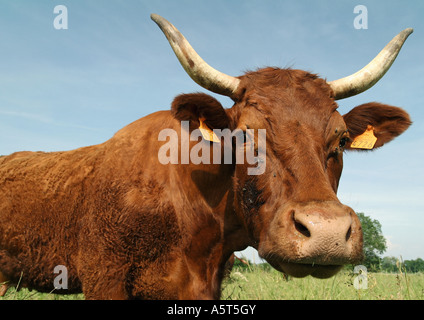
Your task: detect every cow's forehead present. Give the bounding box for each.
[236,68,340,133]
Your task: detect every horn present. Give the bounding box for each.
[328,28,413,100]
[151,14,241,97]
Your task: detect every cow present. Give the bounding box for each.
[0,14,412,299]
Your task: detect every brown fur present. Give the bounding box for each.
[0,68,411,299]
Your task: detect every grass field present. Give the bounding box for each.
[222,265,424,300]
[1,265,423,300]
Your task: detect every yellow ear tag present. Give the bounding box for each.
[351,125,377,149]
[199,118,220,143]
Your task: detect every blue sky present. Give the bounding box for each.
[0,0,423,261]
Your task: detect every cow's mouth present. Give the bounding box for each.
[261,252,345,278]
[272,261,343,279]
[259,248,352,279]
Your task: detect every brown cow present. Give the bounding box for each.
[0,14,412,299]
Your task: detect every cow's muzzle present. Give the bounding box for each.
[259,201,364,278]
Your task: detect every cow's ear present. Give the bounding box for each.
[171,93,230,130]
[343,102,411,150]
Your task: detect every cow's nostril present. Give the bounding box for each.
[292,211,311,238]
[295,221,311,238]
[345,226,352,242]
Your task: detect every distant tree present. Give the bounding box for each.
[404,258,424,273]
[379,256,424,273]
[381,256,399,273]
[356,212,387,271]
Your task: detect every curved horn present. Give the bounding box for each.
[329,28,413,100]
[151,14,240,97]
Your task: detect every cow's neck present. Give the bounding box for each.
[175,161,249,298]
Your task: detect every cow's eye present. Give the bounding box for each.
[339,137,349,149]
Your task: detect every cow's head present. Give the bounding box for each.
[152,14,412,278]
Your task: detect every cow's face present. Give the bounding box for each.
[229,68,411,278]
[153,14,412,278]
[170,68,411,278]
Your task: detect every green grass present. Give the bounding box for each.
[1,265,423,300]
[222,265,424,300]
[0,287,84,300]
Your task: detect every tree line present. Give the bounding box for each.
[353,212,424,273]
